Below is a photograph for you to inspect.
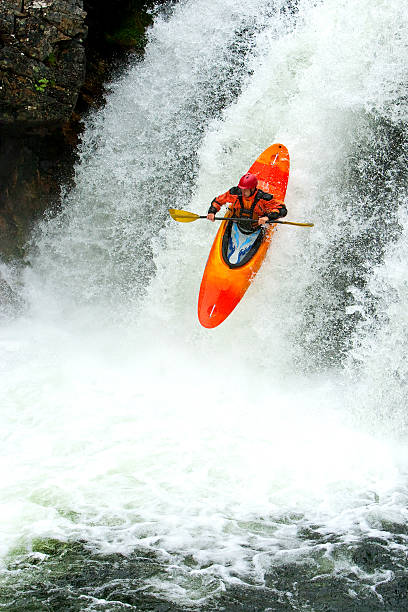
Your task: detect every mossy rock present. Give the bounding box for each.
[105,10,153,49]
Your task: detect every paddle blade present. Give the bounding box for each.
[169,208,200,223]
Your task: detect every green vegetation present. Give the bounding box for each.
[105,6,153,49]
[46,52,57,66]
[34,78,49,93]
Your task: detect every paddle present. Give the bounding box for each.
[169,208,314,227]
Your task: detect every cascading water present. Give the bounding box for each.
[1,0,408,610]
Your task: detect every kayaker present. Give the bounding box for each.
[206,173,287,229]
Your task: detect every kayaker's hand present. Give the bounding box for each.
[207,213,215,222]
[258,216,269,226]
[267,209,281,221]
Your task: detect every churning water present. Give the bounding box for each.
[1,0,408,609]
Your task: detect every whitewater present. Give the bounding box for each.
[1,0,408,609]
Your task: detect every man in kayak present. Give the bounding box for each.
[206,172,287,230]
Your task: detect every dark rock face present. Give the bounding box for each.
[0,126,72,256]
[0,0,87,126]
[0,0,155,260]
[0,0,88,259]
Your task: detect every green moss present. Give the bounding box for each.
[105,9,153,49]
[46,52,57,66]
[31,537,69,556]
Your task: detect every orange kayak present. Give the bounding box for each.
[198,144,290,328]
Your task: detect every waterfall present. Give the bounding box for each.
[1,0,407,608]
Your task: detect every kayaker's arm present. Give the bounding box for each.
[207,190,237,222]
[208,204,219,214]
[208,189,237,212]
[207,204,218,222]
[257,192,287,220]
[266,206,287,220]
[257,204,287,225]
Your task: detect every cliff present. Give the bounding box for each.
[0,0,153,258]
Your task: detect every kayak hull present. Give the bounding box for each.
[198,144,290,329]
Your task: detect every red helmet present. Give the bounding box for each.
[238,173,258,190]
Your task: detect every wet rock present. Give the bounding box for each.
[0,273,22,316]
[0,0,87,259]
[4,541,193,611]
[351,540,394,572]
[0,0,156,260]
[0,125,73,258]
[376,575,408,610]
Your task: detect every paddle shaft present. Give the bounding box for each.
[199,216,297,225]
[169,209,313,227]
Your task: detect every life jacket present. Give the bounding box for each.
[229,187,273,219]
[229,187,274,232]
[208,187,287,229]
